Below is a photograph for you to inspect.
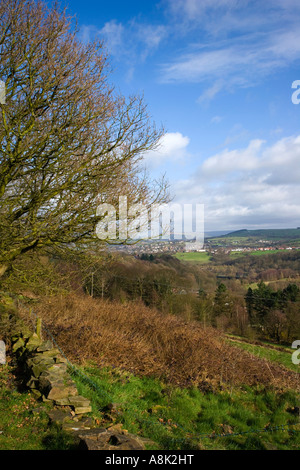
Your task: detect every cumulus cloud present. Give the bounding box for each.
[143,132,190,168]
[173,135,300,230]
[199,139,264,178]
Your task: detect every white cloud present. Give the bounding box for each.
[166,0,247,20]
[199,139,264,178]
[99,20,124,55]
[173,134,300,230]
[159,1,300,100]
[79,24,99,44]
[160,27,300,86]
[136,24,167,50]
[211,115,223,124]
[143,132,190,168]
[197,80,225,104]
[82,18,167,63]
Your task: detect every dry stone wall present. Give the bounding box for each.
[0,300,148,451]
[11,325,92,413]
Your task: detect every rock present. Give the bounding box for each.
[38,371,78,400]
[26,377,39,389]
[0,340,6,364]
[67,396,91,408]
[36,348,62,358]
[36,340,54,352]
[74,406,92,414]
[47,409,95,433]
[27,355,55,367]
[48,409,74,426]
[31,361,55,378]
[107,423,128,434]
[47,363,68,374]
[54,356,69,365]
[26,333,43,352]
[30,389,42,399]
[54,397,72,406]
[46,382,78,401]
[105,402,123,414]
[77,416,95,429]
[78,428,146,451]
[55,396,92,414]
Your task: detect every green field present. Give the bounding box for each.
[230,249,281,258]
[175,249,293,263]
[175,252,211,263]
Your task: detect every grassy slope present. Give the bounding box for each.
[71,363,300,450]
[226,336,299,372]
[2,292,299,451]
[216,228,300,240]
[1,356,299,451]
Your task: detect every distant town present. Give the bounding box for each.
[110,236,300,256]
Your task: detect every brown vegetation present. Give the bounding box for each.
[19,294,300,392]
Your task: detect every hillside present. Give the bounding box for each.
[18,294,299,392]
[1,250,300,450]
[210,228,300,241]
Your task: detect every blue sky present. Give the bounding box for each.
[65,0,300,231]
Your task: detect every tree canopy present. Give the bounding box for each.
[0,0,168,273]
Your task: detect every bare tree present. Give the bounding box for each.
[0,0,168,274]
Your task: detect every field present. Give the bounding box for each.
[1,353,299,451]
[230,250,280,257]
[175,252,211,263]
[174,249,295,264]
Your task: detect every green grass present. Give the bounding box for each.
[1,357,299,450]
[226,337,299,373]
[230,250,280,258]
[0,364,78,450]
[174,252,211,264]
[70,363,300,450]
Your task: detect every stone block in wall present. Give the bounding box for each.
[0,340,6,364]
[38,370,78,401]
[78,428,146,450]
[55,395,92,414]
[26,333,43,352]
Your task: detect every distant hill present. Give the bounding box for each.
[204,230,232,238]
[210,228,300,240]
